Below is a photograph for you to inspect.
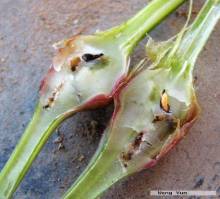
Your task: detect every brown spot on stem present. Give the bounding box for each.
[43,83,64,109]
[153,114,174,123]
[120,132,144,167]
[133,132,144,149]
[70,57,81,71]
[153,114,178,133]
[121,152,133,162]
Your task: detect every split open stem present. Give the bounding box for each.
[0,0,186,197]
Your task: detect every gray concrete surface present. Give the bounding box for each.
[0,0,219,198]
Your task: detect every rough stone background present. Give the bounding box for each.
[0,0,220,198]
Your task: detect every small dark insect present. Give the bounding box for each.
[160,89,170,113]
[82,53,104,62]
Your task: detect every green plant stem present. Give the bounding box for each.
[0,0,186,197]
[178,0,220,65]
[116,0,186,54]
[62,1,220,199]
[0,104,71,198]
[63,131,126,199]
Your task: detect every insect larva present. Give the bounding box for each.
[82,53,104,62]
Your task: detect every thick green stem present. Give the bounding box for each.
[63,140,125,199]
[0,1,187,197]
[104,0,186,54]
[0,104,69,198]
[178,0,220,65]
[62,2,220,199]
